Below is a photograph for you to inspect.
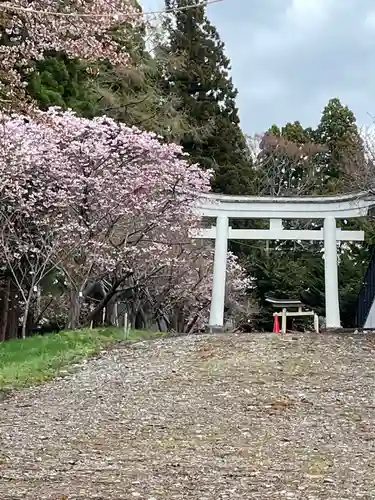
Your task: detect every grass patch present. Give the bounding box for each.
[0,327,164,391]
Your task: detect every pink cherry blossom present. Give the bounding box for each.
[0,108,249,333]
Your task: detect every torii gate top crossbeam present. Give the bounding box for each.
[196,191,375,219]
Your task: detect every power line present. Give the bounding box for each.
[0,0,224,19]
[148,0,223,15]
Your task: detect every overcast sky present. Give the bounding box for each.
[141,0,375,135]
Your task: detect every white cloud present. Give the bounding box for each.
[286,0,332,24]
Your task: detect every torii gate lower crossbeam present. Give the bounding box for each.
[193,192,375,331]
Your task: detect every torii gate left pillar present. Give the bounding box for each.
[209,215,229,329]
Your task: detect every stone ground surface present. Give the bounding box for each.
[1,333,375,499]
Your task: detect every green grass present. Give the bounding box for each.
[0,328,164,391]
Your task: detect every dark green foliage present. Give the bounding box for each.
[314,99,374,325]
[314,97,366,193]
[27,53,99,117]
[338,245,371,327]
[248,120,323,325]
[162,0,254,194]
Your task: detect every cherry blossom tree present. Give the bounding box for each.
[0,107,250,336]
[42,108,212,327]
[0,111,81,336]
[142,243,250,333]
[0,0,140,106]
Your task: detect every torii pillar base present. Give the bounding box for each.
[205,325,225,334]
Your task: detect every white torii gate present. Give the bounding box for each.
[193,191,375,331]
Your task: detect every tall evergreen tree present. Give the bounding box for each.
[314,98,373,323]
[161,0,254,194]
[314,97,366,193]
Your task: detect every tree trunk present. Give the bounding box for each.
[105,296,117,326]
[68,290,81,329]
[91,307,103,328]
[7,284,20,340]
[0,278,21,341]
[21,300,30,339]
[85,279,132,326]
[21,288,34,339]
[135,307,147,329]
[35,285,41,320]
[172,306,184,332]
[0,278,11,342]
[186,314,199,334]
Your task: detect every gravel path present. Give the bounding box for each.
[1,333,375,499]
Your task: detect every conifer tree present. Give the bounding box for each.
[314,97,365,193]
[162,0,254,194]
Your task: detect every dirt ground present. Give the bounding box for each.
[1,332,375,499]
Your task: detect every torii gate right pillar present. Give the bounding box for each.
[323,216,341,328]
